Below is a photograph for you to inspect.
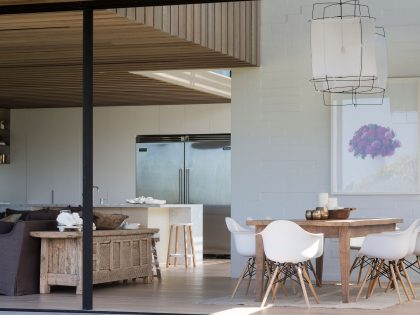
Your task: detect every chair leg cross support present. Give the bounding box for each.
[356,259,416,304]
[260,262,320,308]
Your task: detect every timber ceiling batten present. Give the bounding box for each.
[110,1,260,66]
[0,3,259,108]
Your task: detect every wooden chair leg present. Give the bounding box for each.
[367,259,384,299]
[356,265,372,302]
[289,265,297,295]
[245,265,253,296]
[183,225,188,268]
[272,266,287,298]
[350,256,360,274]
[232,262,248,299]
[307,260,321,287]
[188,226,196,267]
[385,279,392,293]
[366,259,378,299]
[394,262,410,301]
[166,225,173,268]
[297,266,310,309]
[356,256,365,286]
[390,262,402,304]
[400,260,416,298]
[271,267,281,301]
[264,260,272,291]
[174,226,179,267]
[273,266,287,300]
[302,265,320,304]
[261,266,279,308]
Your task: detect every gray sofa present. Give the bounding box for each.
[0,220,56,296]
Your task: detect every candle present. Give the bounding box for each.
[328,197,338,210]
[318,193,329,207]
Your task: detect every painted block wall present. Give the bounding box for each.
[0,104,230,205]
[231,0,420,282]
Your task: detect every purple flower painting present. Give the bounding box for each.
[349,124,401,159]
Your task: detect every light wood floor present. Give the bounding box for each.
[0,260,419,315]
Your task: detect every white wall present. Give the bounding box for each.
[231,0,420,282]
[0,104,230,205]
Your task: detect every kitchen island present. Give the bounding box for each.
[94,204,203,265]
[2,203,203,266]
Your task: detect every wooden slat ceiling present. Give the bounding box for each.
[0,68,230,108]
[0,6,257,108]
[0,0,92,4]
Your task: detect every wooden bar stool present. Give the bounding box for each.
[151,236,162,280]
[166,223,196,268]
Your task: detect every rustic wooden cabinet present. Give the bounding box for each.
[31,228,159,294]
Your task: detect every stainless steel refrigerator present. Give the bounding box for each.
[136,134,231,255]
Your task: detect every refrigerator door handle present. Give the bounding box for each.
[179,168,183,204]
[186,168,190,204]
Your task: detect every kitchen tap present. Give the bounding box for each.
[93,186,100,205]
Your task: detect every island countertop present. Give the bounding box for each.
[1,203,202,209]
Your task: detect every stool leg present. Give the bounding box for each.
[188,225,196,267]
[183,225,188,268]
[166,225,173,268]
[174,226,179,267]
[152,238,161,280]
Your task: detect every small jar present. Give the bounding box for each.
[312,209,322,220]
[305,210,313,220]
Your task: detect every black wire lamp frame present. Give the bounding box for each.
[310,0,387,106]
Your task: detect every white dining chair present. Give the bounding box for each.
[356,219,420,303]
[225,217,256,298]
[350,226,401,287]
[404,231,420,285]
[259,220,324,308]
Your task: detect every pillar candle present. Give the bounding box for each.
[328,197,338,210]
[318,193,329,207]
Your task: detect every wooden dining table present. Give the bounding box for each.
[246,218,403,303]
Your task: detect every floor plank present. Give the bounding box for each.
[0,260,419,315]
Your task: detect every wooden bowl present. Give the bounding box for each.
[328,208,356,220]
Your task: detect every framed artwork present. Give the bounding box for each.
[332,78,420,194]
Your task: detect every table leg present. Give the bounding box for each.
[76,238,83,295]
[40,239,50,294]
[339,227,351,303]
[255,225,265,302]
[316,254,324,287]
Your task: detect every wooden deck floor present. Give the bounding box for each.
[0,260,419,315]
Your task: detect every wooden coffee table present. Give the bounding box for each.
[246,218,402,303]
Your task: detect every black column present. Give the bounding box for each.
[82,8,93,311]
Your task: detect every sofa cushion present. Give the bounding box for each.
[25,211,58,221]
[1,213,22,223]
[5,208,29,220]
[94,212,128,230]
[0,221,14,234]
[6,208,60,221]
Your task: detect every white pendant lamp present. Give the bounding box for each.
[310,1,387,106]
